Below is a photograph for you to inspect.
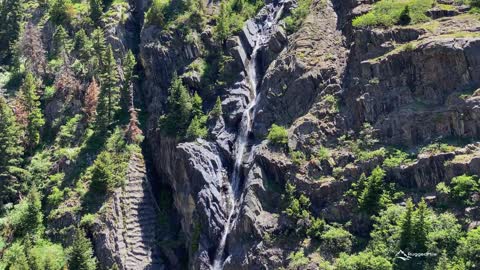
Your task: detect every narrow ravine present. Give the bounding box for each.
[211,3,285,269]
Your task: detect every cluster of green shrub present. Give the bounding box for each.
[352,0,434,28]
[436,174,480,206]
[145,0,205,34]
[214,0,264,41]
[420,142,456,154]
[382,149,413,168]
[284,0,315,34]
[267,124,289,146]
[282,182,353,253]
[339,123,387,162]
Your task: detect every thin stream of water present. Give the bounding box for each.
[211,4,283,269]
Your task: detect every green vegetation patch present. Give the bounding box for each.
[214,0,264,41]
[284,0,315,34]
[353,0,434,28]
[267,124,288,146]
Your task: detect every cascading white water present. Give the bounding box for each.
[211,4,284,269]
[211,44,260,270]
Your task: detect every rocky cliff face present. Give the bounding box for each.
[93,154,164,270]
[131,0,480,268]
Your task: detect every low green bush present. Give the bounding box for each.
[450,174,479,205]
[290,150,306,165]
[267,124,288,146]
[287,250,310,268]
[383,149,412,168]
[317,146,330,161]
[284,0,314,34]
[321,226,353,255]
[335,252,393,270]
[420,143,456,154]
[352,0,434,28]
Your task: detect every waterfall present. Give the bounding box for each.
[211,3,284,270]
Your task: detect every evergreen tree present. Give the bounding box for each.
[158,75,192,137]
[121,50,136,113]
[214,2,230,42]
[91,28,107,72]
[186,92,206,140]
[191,92,203,118]
[413,198,428,253]
[24,187,42,232]
[358,166,385,214]
[399,198,414,251]
[0,0,23,65]
[52,25,72,60]
[186,115,207,140]
[97,45,119,131]
[74,29,93,62]
[49,0,74,26]
[19,73,45,151]
[0,96,24,205]
[68,228,97,270]
[90,151,115,192]
[210,96,223,118]
[0,96,23,169]
[89,0,103,23]
[14,187,43,236]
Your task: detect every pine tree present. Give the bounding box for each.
[89,0,103,23]
[186,115,207,140]
[14,186,42,236]
[90,151,115,192]
[91,28,107,72]
[158,75,192,137]
[19,73,45,151]
[191,92,203,118]
[74,29,93,62]
[68,228,97,270]
[97,45,119,131]
[214,2,230,42]
[121,50,136,114]
[210,96,223,118]
[413,198,428,253]
[52,25,72,61]
[399,198,414,252]
[83,78,100,123]
[0,0,23,65]
[0,96,24,205]
[24,187,42,232]
[358,166,385,214]
[0,96,23,169]
[49,0,74,26]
